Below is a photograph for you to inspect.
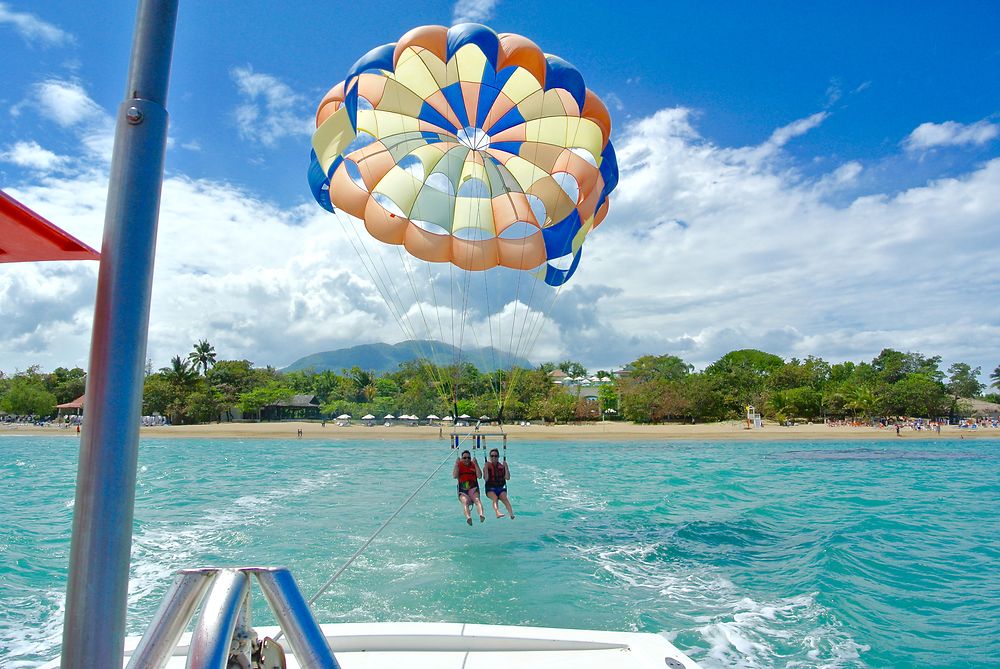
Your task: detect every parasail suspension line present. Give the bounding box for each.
[284,431,480,645]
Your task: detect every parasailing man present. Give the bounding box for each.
[453,450,485,525]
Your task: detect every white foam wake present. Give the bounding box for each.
[572,540,868,668]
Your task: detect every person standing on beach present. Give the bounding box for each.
[453,450,485,525]
[483,448,515,519]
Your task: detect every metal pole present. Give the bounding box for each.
[62,1,177,667]
[126,569,216,669]
[253,568,340,669]
[186,570,250,669]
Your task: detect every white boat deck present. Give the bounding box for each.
[43,621,700,668]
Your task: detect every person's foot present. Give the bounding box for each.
[479,514,486,522]
[496,512,505,518]
[466,517,473,526]
[510,514,515,519]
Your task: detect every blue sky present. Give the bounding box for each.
[1,0,999,381]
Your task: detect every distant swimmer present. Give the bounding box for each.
[453,450,485,525]
[483,448,515,519]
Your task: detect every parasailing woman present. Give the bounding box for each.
[453,450,485,525]
[484,448,515,519]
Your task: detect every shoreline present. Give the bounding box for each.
[3,421,997,441]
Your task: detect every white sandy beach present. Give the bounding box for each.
[3,420,995,441]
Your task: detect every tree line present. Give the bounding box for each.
[2,341,999,424]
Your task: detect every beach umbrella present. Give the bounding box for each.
[442,416,454,421]
[336,414,351,419]
[384,414,395,420]
[426,414,440,420]
[362,414,375,420]
[479,415,490,420]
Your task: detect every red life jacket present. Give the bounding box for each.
[457,460,478,488]
[485,461,506,488]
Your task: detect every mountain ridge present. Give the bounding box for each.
[282,340,532,374]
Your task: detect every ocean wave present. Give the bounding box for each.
[0,588,65,669]
[571,538,868,668]
[126,468,340,626]
[520,463,608,512]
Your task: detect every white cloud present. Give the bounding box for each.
[767,112,829,148]
[0,2,73,47]
[231,66,313,147]
[3,102,999,382]
[8,79,115,165]
[571,106,1000,373]
[603,92,625,113]
[903,119,999,153]
[452,0,499,24]
[32,79,106,128]
[0,140,66,171]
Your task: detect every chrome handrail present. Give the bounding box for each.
[126,567,340,669]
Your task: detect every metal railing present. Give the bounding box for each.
[126,567,340,669]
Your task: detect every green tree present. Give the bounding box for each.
[946,363,984,399]
[991,364,1000,391]
[769,356,830,392]
[206,359,262,421]
[619,379,661,423]
[347,367,377,403]
[681,374,725,422]
[557,360,588,379]
[142,374,177,416]
[184,386,225,423]
[162,355,198,387]
[237,381,295,421]
[626,354,692,383]
[871,349,943,384]
[844,384,877,421]
[597,384,619,418]
[188,339,217,376]
[535,390,577,423]
[784,386,822,420]
[884,374,948,417]
[704,349,785,416]
[0,376,57,416]
[46,367,87,403]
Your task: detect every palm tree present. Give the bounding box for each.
[188,339,217,376]
[349,367,376,403]
[161,355,197,387]
[844,385,877,421]
[992,364,1000,391]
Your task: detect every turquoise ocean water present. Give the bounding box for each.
[1,435,998,668]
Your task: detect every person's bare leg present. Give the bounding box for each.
[473,491,486,522]
[459,495,472,525]
[499,491,514,519]
[487,491,504,517]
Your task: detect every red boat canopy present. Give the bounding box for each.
[0,189,100,263]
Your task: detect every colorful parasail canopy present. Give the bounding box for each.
[0,189,99,263]
[309,23,618,286]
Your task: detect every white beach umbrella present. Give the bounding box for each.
[361,414,375,420]
[337,414,351,420]
[458,414,471,419]
[442,416,454,421]
[479,415,490,420]
[426,414,440,420]
[384,414,395,420]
